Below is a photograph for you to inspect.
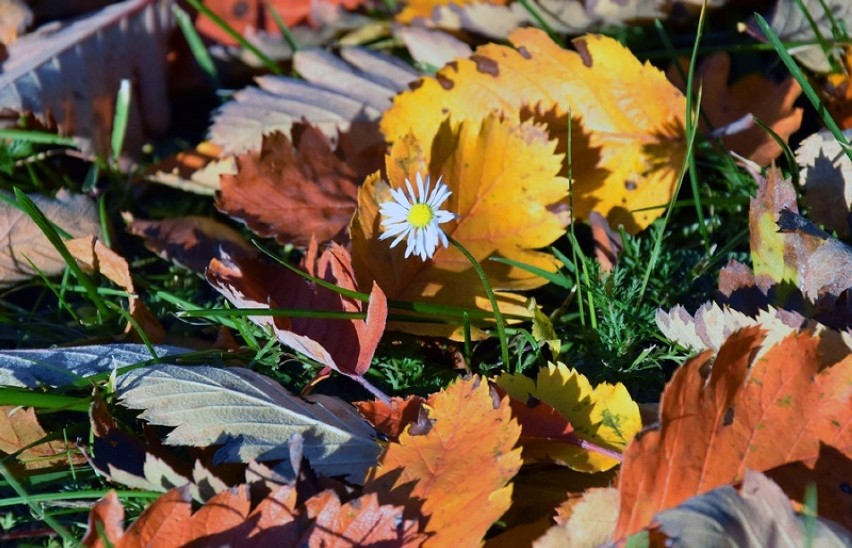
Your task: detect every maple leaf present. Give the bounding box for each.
[667,53,803,166]
[352,114,567,336]
[207,242,387,381]
[381,29,686,232]
[614,327,852,538]
[364,376,522,545]
[217,128,361,246]
[496,363,641,472]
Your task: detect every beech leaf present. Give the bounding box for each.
[364,376,522,545]
[614,327,852,538]
[117,365,381,480]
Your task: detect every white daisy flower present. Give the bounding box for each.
[379,172,456,260]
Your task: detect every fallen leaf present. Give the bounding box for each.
[0,406,83,470]
[117,365,381,480]
[614,327,852,538]
[748,0,851,74]
[395,25,472,70]
[794,128,852,236]
[127,215,257,274]
[144,141,236,196]
[65,236,165,342]
[302,490,420,546]
[396,0,508,24]
[207,242,387,379]
[0,0,174,155]
[653,470,850,547]
[216,128,360,246]
[823,48,852,129]
[0,0,31,45]
[534,487,619,548]
[354,395,428,441]
[0,190,100,286]
[351,114,567,336]
[667,53,803,166]
[364,376,522,546]
[210,47,417,155]
[382,29,687,232]
[82,491,125,548]
[496,363,641,472]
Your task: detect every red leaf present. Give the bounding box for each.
[354,396,428,441]
[82,491,125,548]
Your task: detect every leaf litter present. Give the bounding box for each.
[0,0,850,545]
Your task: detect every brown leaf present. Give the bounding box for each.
[534,487,619,548]
[354,395,428,441]
[65,236,165,342]
[127,215,256,274]
[143,141,236,196]
[364,376,522,545]
[82,491,125,548]
[0,0,174,155]
[207,243,387,378]
[667,53,803,166]
[614,327,852,538]
[0,190,100,286]
[217,128,360,246]
[0,405,84,470]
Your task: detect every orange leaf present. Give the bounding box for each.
[382,29,686,232]
[667,53,802,166]
[217,129,360,247]
[207,242,387,378]
[303,490,420,546]
[82,491,125,548]
[354,395,428,441]
[396,0,507,24]
[118,487,193,548]
[0,406,85,470]
[614,327,852,539]
[364,376,522,545]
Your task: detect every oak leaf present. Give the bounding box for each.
[496,363,641,472]
[207,242,387,379]
[351,114,567,336]
[364,376,522,546]
[381,29,687,231]
[614,327,852,538]
[217,128,360,246]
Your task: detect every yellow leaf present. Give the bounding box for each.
[382,29,686,232]
[496,363,641,472]
[351,114,569,336]
[364,376,522,546]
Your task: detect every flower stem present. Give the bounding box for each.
[447,236,510,369]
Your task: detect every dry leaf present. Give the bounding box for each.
[382,29,687,232]
[396,0,508,24]
[65,236,165,342]
[496,363,641,472]
[354,395,428,441]
[144,141,236,196]
[302,490,420,546]
[824,48,852,129]
[0,190,101,286]
[653,470,850,547]
[668,53,803,166]
[210,47,418,155]
[534,487,619,548]
[216,128,360,246]
[0,0,31,45]
[0,406,84,470]
[394,25,472,70]
[207,243,387,379]
[364,376,522,546]
[127,215,257,274]
[351,114,567,337]
[82,491,125,548]
[0,0,174,155]
[117,365,381,480]
[614,327,852,538]
[795,129,852,236]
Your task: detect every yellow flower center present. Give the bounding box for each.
[407,203,434,228]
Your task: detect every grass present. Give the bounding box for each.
[0,0,849,542]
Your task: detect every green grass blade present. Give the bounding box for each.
[173,3,221,86]
[754,13,852,163]
[0,130,77,147]
[0,462,75,543]
[110,79,131,160]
